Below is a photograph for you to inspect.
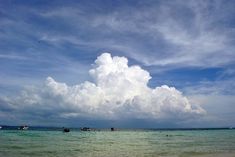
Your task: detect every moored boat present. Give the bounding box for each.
[63,127,70,132]
[18,125,29,130]
[81,127,91,131]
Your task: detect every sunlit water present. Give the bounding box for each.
[1,129,235,157]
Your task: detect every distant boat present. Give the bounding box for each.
[0,126,2,129]
[18,125,29,130]
[63,127,70,132]
[81,127,91,131]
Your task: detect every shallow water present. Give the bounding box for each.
[0,129,235,157]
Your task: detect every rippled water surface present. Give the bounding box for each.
[0,129,235,157]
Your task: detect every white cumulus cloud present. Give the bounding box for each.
[2,53,205,120]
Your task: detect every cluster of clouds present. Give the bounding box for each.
[1,53,205,121]
[1,1,235,127]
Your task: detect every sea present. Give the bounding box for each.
[0,127,235,157]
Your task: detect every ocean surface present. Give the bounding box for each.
[0,128,235,157]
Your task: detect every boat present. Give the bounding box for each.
[18,125,29,130]
[81,127,91,131]
[0,126,2,129]
[63,127,70,132]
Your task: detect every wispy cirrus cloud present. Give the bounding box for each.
[26,0,235,69]
[1,0,235,70]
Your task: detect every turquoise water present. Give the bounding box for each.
[0,129,235,157]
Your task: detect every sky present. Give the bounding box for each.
[0,0,235,128]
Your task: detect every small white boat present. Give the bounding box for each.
[18,125,29,130]
[0,126,2,129]
[81,127,91,131]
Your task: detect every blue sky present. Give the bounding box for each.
[0,0,235,128]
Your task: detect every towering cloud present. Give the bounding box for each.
[2,53,205,121]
